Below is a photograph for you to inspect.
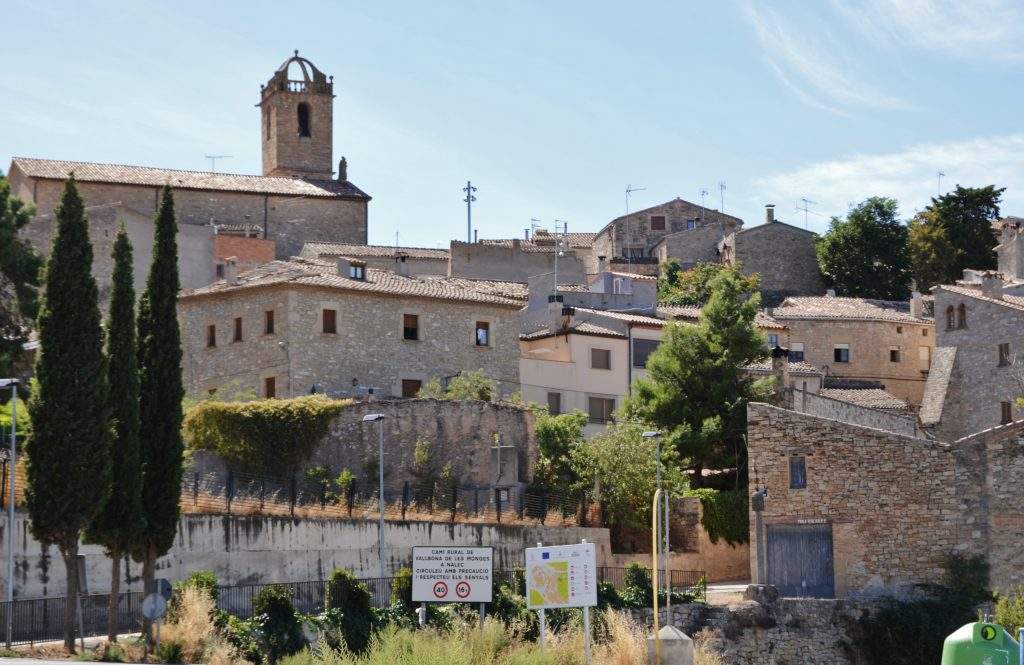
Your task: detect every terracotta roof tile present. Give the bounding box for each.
[300,242,449,260]
[12,157,370,200]
[521,321,626,341]
[937,284,1024,313]
[772,296,931,323]
[744,359,822,376]
[573,307,665,326]
[818,388,910,411]
[658,304,787,330]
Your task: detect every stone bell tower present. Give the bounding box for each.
[259,51,334,181]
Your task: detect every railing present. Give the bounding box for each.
[0,567,704,647]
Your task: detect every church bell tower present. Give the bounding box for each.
[259,51,334,181]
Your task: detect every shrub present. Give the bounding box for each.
[323,569,375,653]
[169,570,219,621]
[252,585,305,664]
[155,640,184,664]
[995,586,1024,636]
[619,564,653,609]
[390,567,413,611]
[684,488,749,545]
[942,551,991,607]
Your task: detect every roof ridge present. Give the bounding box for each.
[13,156,316,183]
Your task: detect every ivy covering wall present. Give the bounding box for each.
[684,488,749,545]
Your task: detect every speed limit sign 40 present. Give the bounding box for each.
[432,581,448,599]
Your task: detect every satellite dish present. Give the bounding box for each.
[142,593,167,621]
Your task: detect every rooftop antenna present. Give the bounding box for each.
[625,185,646,213]
[205,155,233,172]
[553,219,568,291]
[718,181,727,212]
[529,218,542,241]
[795,198,820,229]
[936,171,945,197]
[463,181,477,243]
[699,188,709,223]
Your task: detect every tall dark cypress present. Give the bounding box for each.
[25,176,111,652]
[135,185,184,642]
[86,226,145,642]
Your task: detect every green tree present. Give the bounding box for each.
[86,227,145,642]
[657,262,759,307]
[816,197,912,300]
[135,186,184,643]
[908,210,956,292]
[25,177,111,652]
[531,410,587,490]
[570,422,686,530]
[625,270,772,485]
[929,184,1005,281]
[419,369,496,401]
[0,172,42,375]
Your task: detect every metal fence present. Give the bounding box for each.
[0,567,705,647]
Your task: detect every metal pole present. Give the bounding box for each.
[582,538,591,665]
[536,541,546,648]
[6,381,16,649]
[652,489,662,665]
[664,489,670,614]
[378,421,386,577]
[479,602,485,632]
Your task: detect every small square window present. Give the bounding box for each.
[403,314,419,341]
[922,328,928,337]
[687,220,697,230]
[999,343,1011,367]
[349,264,365,280]
[591,348,611,370]
[632,338,659,368]
[789,342,805,362]
[833,345,850,363]
[896,326,903,334]
[206,324,216,348]
[475,321,490,346]
[264,376,276,399]
[767,334,780,349]
[264,310,275,335]
[587,396,615,423]
[547,392,562,415]
[790,457,807,489]
[890,346,901,363]
[1001,401,1013,425]
[322,308,337,334]
[650,215,666,231]
[402,379,422,398]
[215,263,225,278]
[233,317,243,343]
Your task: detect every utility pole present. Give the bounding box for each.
[204,155,233,172]
[718,181,727,212]
[463,181,477,243]
[1,378,17,648]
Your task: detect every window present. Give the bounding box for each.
[322,308,337,334]
[767,334,780,349]
[215,263,225,278]
[896,326,903,334]
[547,392,562,415]
[957,303,967,328]
[297,102,311,137]
[264,310,275,335]
[833,344,850,363]
[650,215,666,231]
[349,264,365,280]
[403,314,419,341]
[401,379,422,398]
[1002,401,1013,425]
[889,346,901,363]
[789,342,805,362]
[789,457,807,489]
[632,338,659,368]
[686,220,697,230]
[264,376,276,399]
[588,396,615,424]
[233,317,243,343]
[999,343,1011,367]
[922,328,928,337]
[206,324,216,348]
[475,321,490,346]
[946,306,955,330]
[591,348,611,370]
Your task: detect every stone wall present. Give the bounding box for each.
[0,513,610,600]
[723,222,824,306]
[178,282,521,399]
[789,388,920,437]
[652,222,729,268]
[592,198,742,262]
[449,241,585,283]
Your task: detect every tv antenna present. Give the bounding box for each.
[552,219,568,291]
[795,198,821,229]
[936,171,945,197]
[625,185,646,213]
[718,181,727,212]
[463,181,477,243]
[204,155,233,172]
[699,188,709,223]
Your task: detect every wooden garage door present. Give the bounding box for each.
[767,523,835,598]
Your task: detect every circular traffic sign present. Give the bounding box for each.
[455,581,471,599]
[432,581,448,599]
[142,593,167,621]
[157,578,173,601]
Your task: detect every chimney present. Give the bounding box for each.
[765,204,776,224]
[395,253,410,277]
[597,255,608,273]
[223,257,239,285]
[547,295,571,333]
[337,157,347,181]
[525,228,530,241]
[826,288,836,297]
[981,271,1004,300]
[512,238,521,251]
[474,229,478,243]
[910,291,923,318]
[771,345,791,401]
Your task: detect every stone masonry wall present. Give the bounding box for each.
[653,222,729,268]
[449,241,586,283]
[593,198,742,261]
[790,388,920,437]
[728,222,825,306]
[179,284,521,399]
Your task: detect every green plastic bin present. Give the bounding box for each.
[941,622,1020,665]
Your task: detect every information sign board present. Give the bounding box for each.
[525,542,597,609]
[412,546,493,603]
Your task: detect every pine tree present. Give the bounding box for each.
[86,226,145,642]
[25,176,111,652]
[136,186,184,642]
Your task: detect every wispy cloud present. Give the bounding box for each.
[832,0,1024,61]
[744,4,911,113]
[753,134,1024,229]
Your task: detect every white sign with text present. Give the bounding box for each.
[412,546,494,603]
[525,542,597,609]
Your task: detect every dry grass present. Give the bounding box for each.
[693,629,725,665]
[160,586,250,664]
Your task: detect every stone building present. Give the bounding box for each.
[748,401,1024,598]
[177,257,522,400]
[770,293,934,406]
[10,51,370,302]
[591,198,743,276]
[718,205,825,305]
[300,242,449,276]
[451,230,597,282]
[650,222,731,269]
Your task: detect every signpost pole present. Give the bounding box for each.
[536,541,546,648]
[479,602,485,632]
[418,602,426,628]
[581,539,592,665]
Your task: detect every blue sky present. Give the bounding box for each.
[3,0,1023,246]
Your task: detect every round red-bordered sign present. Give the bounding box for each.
[432,581,448,599]
[455,581,471,599]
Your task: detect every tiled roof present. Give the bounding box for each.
[600,198,744,235]
[819,388,910,411]
[920,346,957,426]
[657,305,788,330]
[772,296,931,323]
[301,242,449,260]
[424,276,529,302]
[521,321,626,341]
[937,284,1024,313]
[745,359,822,376]
[11,157,370,200]
[180,258,522,308]
[734,220,816,237]
[478,232,597,250]
[573,307,666,327]
[607,271,658,281]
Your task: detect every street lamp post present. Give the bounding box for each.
[1,378,19,648]
[363,414,387,576]
[643,431,669,610]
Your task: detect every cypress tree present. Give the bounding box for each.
[86,226,145,642]
[136,185,184,642]
[25,176,111,652]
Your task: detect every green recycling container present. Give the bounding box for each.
[941,622,1020,665]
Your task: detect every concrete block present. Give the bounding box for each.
[646,624,693,665]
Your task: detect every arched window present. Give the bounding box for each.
[297,103,311,137]
[957,303,967,328]
[946,306,955,330]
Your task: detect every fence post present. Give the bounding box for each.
[401,481,410,520]
[579,496,587,527]
[289,475,297,516]
[450,484,458,523]
[346,483,355,517]
[192,472,199,507]
[226,470,235,514]
[258,479,265,512]
[0,460,7,510]
[540,492,548,525]
[495,488,502,523]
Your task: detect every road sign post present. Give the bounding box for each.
[525,540,597,664]
[412,546,493,628]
